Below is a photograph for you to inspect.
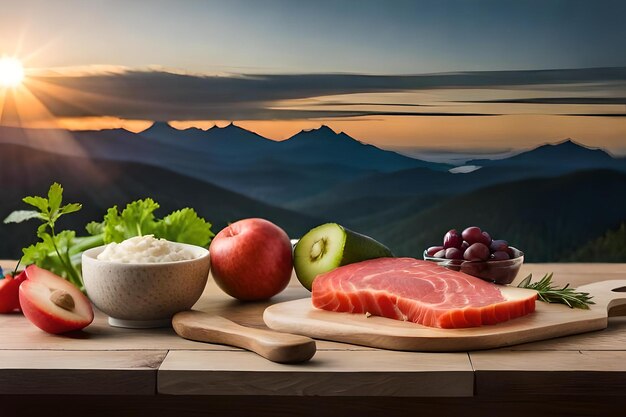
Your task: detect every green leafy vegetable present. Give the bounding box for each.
[22,230,78,279]
[4,183,83,288]
[99,198,160,242]
[518,273,594,309]
[85,221,104,236]
[155,208,214,247]
[88,199,214,247]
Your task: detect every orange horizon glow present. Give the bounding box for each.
[3,112,625,156]
[49,114,626,156]
[1,60,624,156]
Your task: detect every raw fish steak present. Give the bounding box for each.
[311,258,537,329]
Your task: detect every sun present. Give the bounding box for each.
[0,56,25,88]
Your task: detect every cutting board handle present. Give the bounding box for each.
[577,280,626,315]
[172,310,316,363]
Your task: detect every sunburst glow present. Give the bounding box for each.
[0,57,25,88]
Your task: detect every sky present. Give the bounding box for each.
[0,0,625,155]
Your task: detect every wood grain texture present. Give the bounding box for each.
[471,350,626,396]
[264,279,626,351]
[507,316,626,350]
[158,350,473,397]
[0,260,625,402]
[0,280,357,351]
[0,350,165,395]
[172,311,316,363]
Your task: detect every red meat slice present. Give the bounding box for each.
[311,258,537,329]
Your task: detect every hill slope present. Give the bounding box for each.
[0,144,320,259]
[355,170,626,262]
[567,223,626,262]
[290,140,626,211]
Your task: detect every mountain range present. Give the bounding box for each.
[0,123,447,204]
[288,139,626,214]
[1,122,625,261]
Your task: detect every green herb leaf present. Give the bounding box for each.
[86,221,104,236]
[21,242,50,265]
[22,196,49,213]
[3,210,45,224]
[22,230,79,282]
[518,273,594,309]
[517,273,532,288]
[59,203,82,215]
[47,182,63,215]
[155,208,214,247]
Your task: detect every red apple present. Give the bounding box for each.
[209,218,293,301]
[19,265,94,334]
[0,270,27,313]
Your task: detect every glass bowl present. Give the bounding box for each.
[423,247,524,285]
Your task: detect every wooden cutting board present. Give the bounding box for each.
[263,280,626,352]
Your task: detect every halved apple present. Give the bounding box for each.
[19,265,94,334]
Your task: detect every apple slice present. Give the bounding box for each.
[19,265,94,334]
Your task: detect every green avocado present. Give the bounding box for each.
[293,223,394,291]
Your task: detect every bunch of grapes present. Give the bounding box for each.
[426,227,515,261]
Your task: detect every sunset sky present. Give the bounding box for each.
[0,0,625,156]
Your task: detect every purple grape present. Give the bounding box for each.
[443,229,463,249]
[445,247,464,260]
[462,226,483,244]
[481,231,492,245]
[433,249,446,258]
[464,243,490,261]
[427,246,444,256]
[461,241,470,250]
[491,251,510,261]
[490,240,509,252]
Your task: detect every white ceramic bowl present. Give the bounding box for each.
[82,243,210,328]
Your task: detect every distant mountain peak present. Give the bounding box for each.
[536,138,606,154]
[222,122,241,130]
[466,137,620,169]
[285,125,374,148]
[550,138,587,148]
[141,121,178,134]
[210,122,240,131]
[316,124,337,134]
[301,125,338,135]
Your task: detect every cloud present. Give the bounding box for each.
[23,66,626,121]
[563,113,626,117]
[461,97,626,104]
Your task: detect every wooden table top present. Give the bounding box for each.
[1,260,625,399]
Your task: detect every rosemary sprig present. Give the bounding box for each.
[517,272,594,309]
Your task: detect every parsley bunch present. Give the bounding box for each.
[4,183,85,287]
